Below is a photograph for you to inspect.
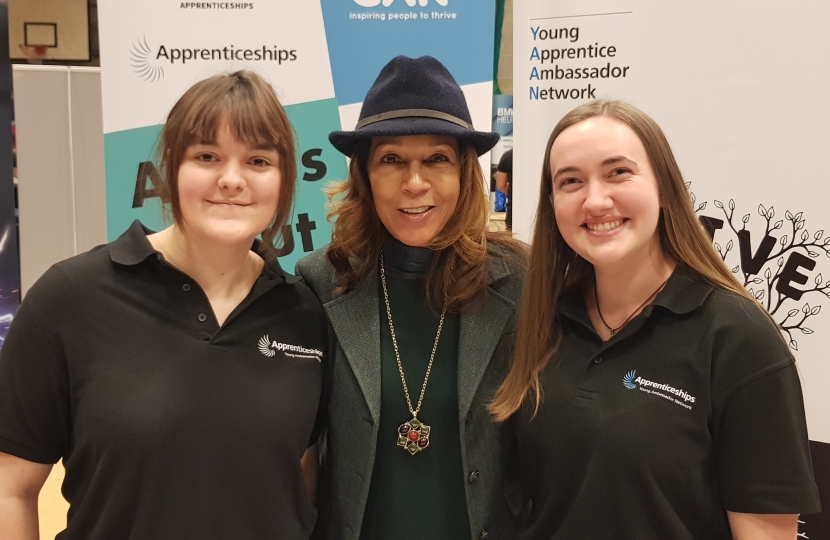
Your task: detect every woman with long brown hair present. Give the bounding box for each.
[0,71,328,539]
[491,100,819,539]
[296,55,526,540]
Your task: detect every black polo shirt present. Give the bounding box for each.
[0,220,330,540]
[516,267,820,540]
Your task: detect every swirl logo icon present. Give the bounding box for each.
[623,370,637,390]
[258,335,276,357]
[130,36,164,83]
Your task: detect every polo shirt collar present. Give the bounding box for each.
[558,265,714,328]
[108,219,290,284]
[108,220,159,266]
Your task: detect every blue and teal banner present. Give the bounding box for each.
[98,0,496,271]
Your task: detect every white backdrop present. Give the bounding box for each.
[513,0,830,532]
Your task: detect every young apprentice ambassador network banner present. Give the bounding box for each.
[512,1,830,536]
[97,0,495,272]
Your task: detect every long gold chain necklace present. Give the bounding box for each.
[380,251,446,456]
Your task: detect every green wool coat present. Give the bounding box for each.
[296,246,527,540]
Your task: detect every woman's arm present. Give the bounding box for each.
[301,444,319,506]
[727,511,798,540]
[0,451,52,540]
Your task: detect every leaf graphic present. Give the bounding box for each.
[810,305,821,315]
[789,339,798,351]
[808,251,819,258]
[795,212,803,221]
[796,221,805,230]
[768,207,775,219]
[787,309,799,317]
[780,235,788,246]
[731,265,740,273]
[752,277,763,284]
[764,268,772,279]
[802,304,810,314]
[815,230,824,240]
[729,199,735,210]
[697,202,707,211]
[714,243,721,252]
[742,214,751,224]
[778,257,785,267]
[801,230,809,241]
[773,220,783,230]
[801,328,814,335]
[754,289,765,300]
[786,210,794,220]
[726,240,733,250]
[714,200,724,209]
[815,273,823,285]
[758,204,767,217]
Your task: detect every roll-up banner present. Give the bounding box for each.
[513,1,829,535]
[98,0,495,272]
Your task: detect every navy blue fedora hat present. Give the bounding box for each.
[329,55,500,157]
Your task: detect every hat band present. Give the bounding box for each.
[355,108,473,130]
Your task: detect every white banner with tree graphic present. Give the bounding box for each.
[513,1,830,535]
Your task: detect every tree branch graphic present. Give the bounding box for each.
[692,189,829,351]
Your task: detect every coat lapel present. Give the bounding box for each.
[457,258,514,418]
[323,274,382,423]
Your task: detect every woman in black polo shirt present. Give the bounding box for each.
[296,55,527,540]
[491,100,820,539]
[0,71,328,539]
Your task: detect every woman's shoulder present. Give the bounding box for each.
[484,237,527,303]
[295,246,339,301]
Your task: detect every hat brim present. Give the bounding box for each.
[329,117,500,157]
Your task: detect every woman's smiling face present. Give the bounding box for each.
[368,135,461,247]
[550,116,663,272]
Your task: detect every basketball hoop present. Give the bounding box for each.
[19,45,48,65]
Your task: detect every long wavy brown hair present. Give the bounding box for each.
[325,138,525,312]
[158,70,296,260]
[490,100,762,421]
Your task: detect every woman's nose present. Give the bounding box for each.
[401,162,429,193]
[582,180,612,212]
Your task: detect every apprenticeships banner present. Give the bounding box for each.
[98,0,496,271]
[513,1,830,535]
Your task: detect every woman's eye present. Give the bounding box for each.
[611,168,631,177]
[196,153,216,163]
[251,158,269,167]
[427,154,450,163]
[559,177,578,187]
[379,154,400,164]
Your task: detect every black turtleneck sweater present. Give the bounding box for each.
[359,236,469,540]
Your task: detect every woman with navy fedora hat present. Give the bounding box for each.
[297,55,527,540]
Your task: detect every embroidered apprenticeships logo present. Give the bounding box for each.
[623,370,696,410]
[622,370,637,389]
[257,335,323,361]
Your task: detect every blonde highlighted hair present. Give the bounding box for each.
[490,100,759,421]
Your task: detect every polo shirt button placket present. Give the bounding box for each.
[182,283,191,292]
[197,313,207,323]
[593,356,603,364]
[468,470,480,484]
